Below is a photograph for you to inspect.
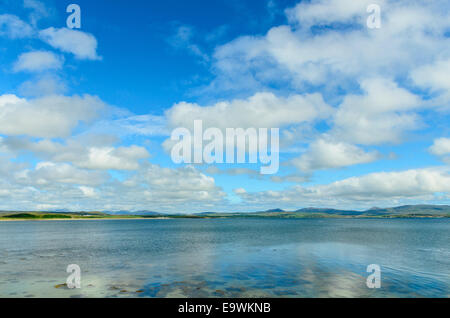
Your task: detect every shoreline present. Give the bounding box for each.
[1,205,449,221]
[1,215,449,222]
[0,217,172,222]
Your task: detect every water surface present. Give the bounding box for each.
[0,218,448,297]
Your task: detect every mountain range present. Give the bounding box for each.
[1,205,449,219]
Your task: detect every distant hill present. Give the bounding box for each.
[362,205,450,216]
[294,207,363,216]
[265,208,285,213]
[1,205,449,220]
[293,205,450,216]
[192,205,450,218]
[109,211,162,216]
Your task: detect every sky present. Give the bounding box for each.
[0,0,449,213]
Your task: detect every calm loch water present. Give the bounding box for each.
[0,218,449,298]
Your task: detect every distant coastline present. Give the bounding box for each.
[1,204,449,221]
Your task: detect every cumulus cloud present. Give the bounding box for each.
[0,14,34,38]
[163,91,331,162]
[78,186,97,198]
[66,146,149,170]
[0,137,149,170]
[286,0,378,27]
[39,27,101,60]
[429,138,450,156]
[0,158,225,212]
[201,0,449,166]
[15,162,108,187]
[235,168,450,208]
[166,91,332,130]
[0,94,107,138]
[292,138,380,172]
[210,0,450,93]
[411,58,450,111]
[126,164,225,204]
[13,50,63,72]
[411,59,450,92]
[332,78,422,145]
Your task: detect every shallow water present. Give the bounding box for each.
[0,218,448,298]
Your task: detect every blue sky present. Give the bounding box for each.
[0,0,449,212]
[2,0,296,109]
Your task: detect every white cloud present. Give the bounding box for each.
[411,59,450,92]
[127,164,225,204]
[13,50,63,72]
[39,27,101,60]
[306,168,450,199]
[292,138,380,172]
[67,146,149,170]
[0,158,225,212]
[235,167,450,208]
[410,59,450,112]
[0,137,149,171]
[332,78,422,145]
[0,14,34,38]
[233,188,247,195]
[79,186,96,198]
[166,91,332,130]
[429,138,450,156]
[16,162,108,187]
[210,1,450,92]
[0,94,107,138]
[163,91,332,160]
[0,153,26,176]
[286,0,377,27]
[199,0,449,177]
[18,75,67,97]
